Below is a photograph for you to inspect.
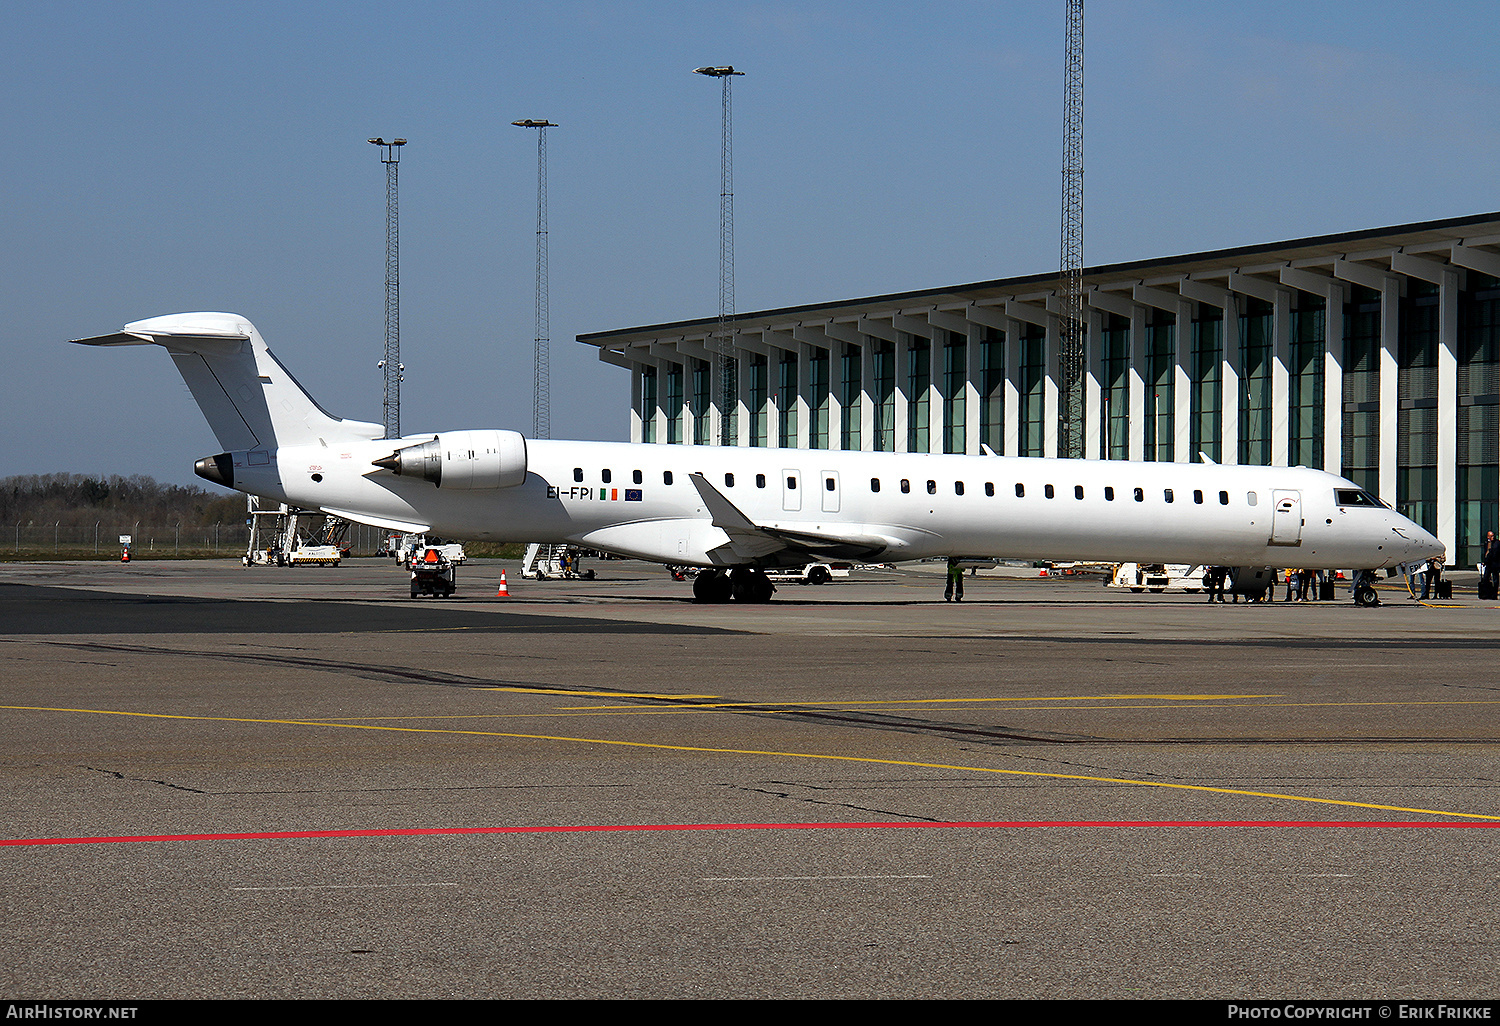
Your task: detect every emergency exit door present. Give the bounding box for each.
[1269,489,1303,546]
[821,470,841,513]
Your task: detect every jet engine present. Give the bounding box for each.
[373,430,527,489]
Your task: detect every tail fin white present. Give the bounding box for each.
[73,312,383,451]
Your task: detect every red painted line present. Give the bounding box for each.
[4,820,1499,848]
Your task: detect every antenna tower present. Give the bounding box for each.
[513,119,556,439]
[695,66,743,446]
[1059,0,1085,459]
[369,137,405,439]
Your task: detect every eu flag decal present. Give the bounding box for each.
[625,489,643,501]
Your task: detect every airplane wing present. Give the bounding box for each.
[688,472,891,563]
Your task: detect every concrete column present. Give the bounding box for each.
[1379,276,1399,504]
[1438,268,1459,559]
[1003,319,1020,459]
[966,324,983,455]
[1175,298,1192,462]
[735,354,751,447]
[1085,308,1103,460]
[860,340,875,452]
[796,343,812,450]
[1043,312,1060,459]
[629,364,643,443]
[894,333,909,453]
[1128,305,1146,462]
[929,330,944,454]
[1271,286,1291,466]
[1323,284,1345,476]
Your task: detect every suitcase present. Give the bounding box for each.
[1481,579,1497,602]
[1437,580,1452,600]
[1320,580,1335,601]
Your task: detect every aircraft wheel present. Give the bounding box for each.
[807,565,831,585]
[1354,583,1378,607]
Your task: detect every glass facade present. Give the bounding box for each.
[777,351,798,447]
[980,327,1004,455]
[1289,295,1324,468]
[810,349,829,449]
[907,335,930,453]
[619,224,1500,564]
[1341,285,1380,493]
[1239,297,1273,465]
[1398,281,1439,534]
[943,331,966,454]
[1100,313,1129,460]
[840,343,861,451]
[1018,325,1045,457]
[1458,272,1500,565]
[1190,309,1222,463]
[1144,310,1174,462]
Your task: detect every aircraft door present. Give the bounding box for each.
[1269,489,1303,546]
[821,470,841,513]
[782,469,802,512]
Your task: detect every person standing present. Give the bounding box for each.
[1482,532,1500,600]
[944,556,965,602]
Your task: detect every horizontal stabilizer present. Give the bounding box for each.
[72,312,382,452]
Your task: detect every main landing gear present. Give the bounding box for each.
[692,568,774,604]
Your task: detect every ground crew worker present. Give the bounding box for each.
[944,556,965,602]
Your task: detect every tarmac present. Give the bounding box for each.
[1,558,1497,999]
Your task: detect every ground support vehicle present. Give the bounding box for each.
[409,548,456,598]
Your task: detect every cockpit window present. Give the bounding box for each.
[1335,488,1384,508]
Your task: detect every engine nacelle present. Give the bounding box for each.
[374,429,527,489]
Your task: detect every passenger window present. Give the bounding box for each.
[926,480,937,495]
[1246,491,1257,506]
[1015,483,1025,497]
[901,479,911,494]
[573,467,583,483]
[1044,484,1055,499]
[985,482,995,497]
[1193,489,1203,504]
[663,471,674,485]
[1134,487,1144,502]
[1105,486,1115,501]
[954,481,964,496]
[1074,485,1084,500]
[602,469,612,484]
[633,470,643,485]
[725,473,735,487]
[756,474,766,488]
[1164,488,1174,503]
[786,475,796,490]
[1219,490,1229,505]
[826,477,835,491]
[871,478,881,493]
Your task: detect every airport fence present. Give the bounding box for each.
[4,520,397,560]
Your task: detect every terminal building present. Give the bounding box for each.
[578,211,1500,566]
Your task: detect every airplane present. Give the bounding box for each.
[75,312,1443,605]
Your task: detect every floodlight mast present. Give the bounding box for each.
[694,66,743,447]
[513,119,557,440]
[1058,1,1085,460]
[369,137,406,439]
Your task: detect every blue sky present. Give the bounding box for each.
[5,1,1499,486]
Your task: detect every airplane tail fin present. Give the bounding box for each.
[73,312,383,452]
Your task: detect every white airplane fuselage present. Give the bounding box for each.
[77,312,1443,576]
[237,436,1429,571]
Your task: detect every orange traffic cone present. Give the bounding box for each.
[497,571,510,598]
